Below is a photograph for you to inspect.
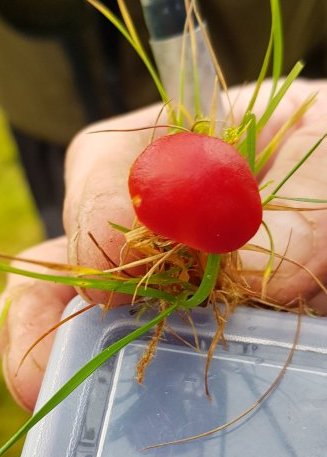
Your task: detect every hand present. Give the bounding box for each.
[0,104,166,410]
[2,79,327,410]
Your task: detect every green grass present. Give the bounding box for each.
[0,109,44,456]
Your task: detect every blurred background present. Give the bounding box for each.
[0,110,44,455]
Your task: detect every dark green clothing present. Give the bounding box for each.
[1,1,327,144]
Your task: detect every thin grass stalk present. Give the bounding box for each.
[0,262,176,302]
[260,221,275,299]
[244,30,273,115]
[185,0,202,118]
[245,113,256,171]
[192,1,233,122]
[86,0,169,104]
[263,132,327,205]
[272,196,327,204]
[270,0,283,98]
[256,60,304,133]
[255,93,316,173]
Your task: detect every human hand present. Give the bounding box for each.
[2,79,327,410]
[0,104,167,410]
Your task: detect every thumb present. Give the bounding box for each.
[63,105,166,305]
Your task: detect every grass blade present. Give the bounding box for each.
[239,60,304,158]
[255,93,316,173]
[117,0,141,46]
[176,1,203,124]
[261,221,275,299]
[86,0,169,104]
[108,221,131,234]
[184,254,221,309]
[263,132,327,205]
[0,303,178,455]
[272,196,327,204]
[256,60,304,134]
[242,0,281,116]
[244,113,256,172]
[270,0,283,98]
[192,2,233,122]
[0,262,176,302]
[244,31,273,115]
[186,1,201,118]
[208,76,219,136]
[0,252,102,275]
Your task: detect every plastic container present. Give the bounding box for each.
[21,298,327,456]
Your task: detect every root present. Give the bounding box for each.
[132,244,182,303]
[164,323,199,352]
[136,302,167,383]
[143,300,303,450]
[182,311,200,351]
[243,243,327,297]
[87,231,134,278]
[204,300,229,398]
[16,302,97,376]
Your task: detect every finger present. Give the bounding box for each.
[63,105,167,303]
[241,115,327,311]
[0,237,76,411]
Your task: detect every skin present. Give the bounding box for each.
[2,79,327,411]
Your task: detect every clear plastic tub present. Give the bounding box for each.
[22,297,327,456]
